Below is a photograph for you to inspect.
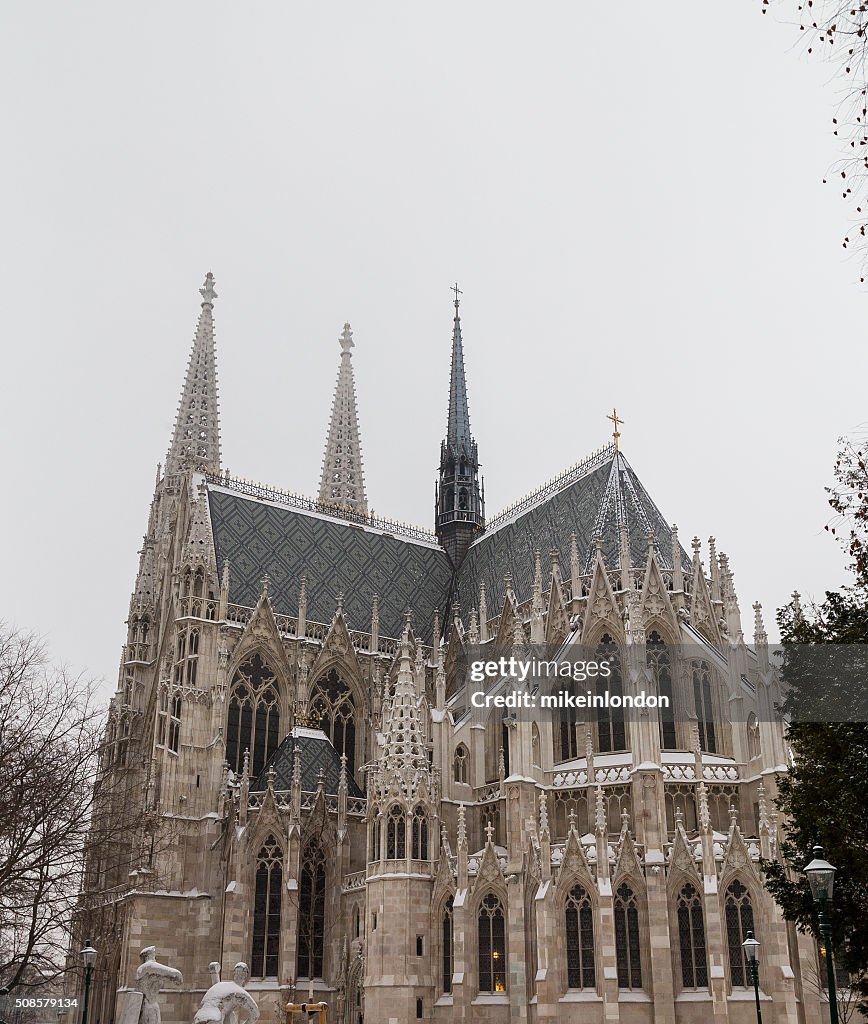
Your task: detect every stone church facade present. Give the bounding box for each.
[76,274,830,1024]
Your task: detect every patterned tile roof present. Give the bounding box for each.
[455,451,687,615]
[207,486,454,639]
[252,726,364,797]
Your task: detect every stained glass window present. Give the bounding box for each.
[692,660,717,754]
[227,654,280,777]
[565,884,595,989]
[386,805,406,859]
[614,884,642,989]
[725,880,755,987]
[597,636,627,752]
[412,806,429,860]
[297,839,326,979]
[647,632,676,749]
[252,836,282,978]
[310,669,356,776]
[442,896,454,993]
[677,884,708,988]
[478,893,506,993]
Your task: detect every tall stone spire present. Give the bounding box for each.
[318,323,368,515]
[166,273,221,476]
[436,285,484,565]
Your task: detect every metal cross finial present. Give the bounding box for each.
[607,408,624,451]
[451,282,462,311]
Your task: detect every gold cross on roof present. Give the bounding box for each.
[607,408,624,451]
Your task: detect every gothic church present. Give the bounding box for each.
[79,274,829,1024]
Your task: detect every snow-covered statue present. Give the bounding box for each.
[135,947,183,1024]
[192,962,259,1024]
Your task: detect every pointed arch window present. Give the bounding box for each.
[297,839,327,979]
[559,705,579,762]
[454,743,469,784]
[168,693,182,753]
[597,636,627,753]
[647,632,676,749]
[226,654,281,778]
[565,884,596,989]
[692,660,717,754]
[442,895,454,993]
[724,880,755,987]
[252,836,282,978]
[677,884,708,989]
[532,723,541,767]
[310,669,356,777]
[614,884,642,989]
[386,805,406,859]
[411,807,429,860]
[478,893,506,993]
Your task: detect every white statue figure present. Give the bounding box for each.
[135,947,183,1024]
[192,961,259,1024]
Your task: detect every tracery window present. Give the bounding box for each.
[174,627,200,686]
[157,687,169,748]
[442,896,454,993]
[677,884,708,989]
[559,705,579,762]
[297,840,327,979]
[724,880,755,987]
[411,806,429,860]
[252,836,282,978]
[565,884,596,989]
[647,632,676,749]
[168,693,182,753]
[597,636,627,752]
[614,884,642,989]
[477,893,506,993]
[454,743,468,784]
[386,805,406,859]
[692,660,717,754]
[310,669,356,776]
[226,654,280,778]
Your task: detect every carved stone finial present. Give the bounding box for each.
[568,807,578,835]
[485,819,495,846]
[199,272,217,306]
[595,786,606,833]
[753,601,768,645]
[691,536,702,558]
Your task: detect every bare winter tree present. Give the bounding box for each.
[762,1,868,278]
[0,623,166,1014]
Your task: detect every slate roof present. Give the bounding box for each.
[455,450,687,616]
[207,485,454,639]
[206,448,686,638]
[252,726,364,796]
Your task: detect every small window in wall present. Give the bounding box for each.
[416,935,424,957]
[416,998,423,1019]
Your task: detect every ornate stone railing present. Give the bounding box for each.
[206,471,438,544]
[486,443,616,532]
[342,870,366,892]
[225,602,402,655]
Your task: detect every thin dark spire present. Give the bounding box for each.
[446,283,472,448]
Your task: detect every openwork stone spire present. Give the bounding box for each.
[318,323,368,515]
[382,634,428,770]
[166,273,221,476]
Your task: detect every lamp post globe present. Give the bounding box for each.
[804,846,839,1024]
[79,942,97,1024]
[742,930,762,1024]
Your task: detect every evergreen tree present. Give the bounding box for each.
[764,437,868,997]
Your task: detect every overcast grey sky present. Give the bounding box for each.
[1,3,864,695]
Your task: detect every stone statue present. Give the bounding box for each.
[192,961,259,1024]
[135,947,183,1024]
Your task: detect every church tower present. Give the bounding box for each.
[436,286,484,565]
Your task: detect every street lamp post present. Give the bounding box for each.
[742,930,762,1024]
[804,845,839,1024]
[80,942,97,1024]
